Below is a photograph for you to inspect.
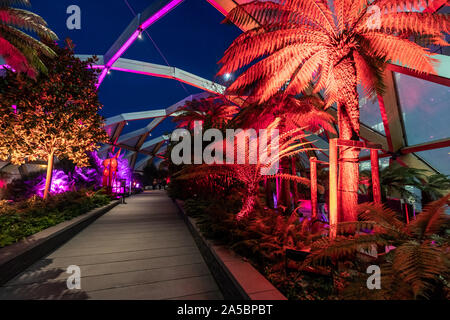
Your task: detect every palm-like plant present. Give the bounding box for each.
[304,194,450,299]
[0,0,57,77]
[173,118,323,219]
[218,0,449,221]
[360,164,450,207]
[360,163,425,202]
[233,93,336,134]
[172,97,239,130]
[421,173,450,205]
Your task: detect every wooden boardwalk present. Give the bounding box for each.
[0,191,223,300]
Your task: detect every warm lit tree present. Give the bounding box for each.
[0,0,58,77]
[218,0,449,221]
[172,97,239,130]
[0,41,108,199]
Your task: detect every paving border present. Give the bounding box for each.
[0,200,120,286]
[173,198,287,300]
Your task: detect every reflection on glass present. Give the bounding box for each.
[416,148,450,175]
[394,73,450,145]
[358,86,385,134]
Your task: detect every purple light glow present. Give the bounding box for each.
[36,170,72,197]
[0,65,16,72]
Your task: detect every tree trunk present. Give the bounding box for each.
[281,158,291,209]
[43,151,55,200]
[338,106,360,222]
[291,156,298,207]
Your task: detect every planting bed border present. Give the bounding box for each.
[0,200,120,286]
[173,198,287,300]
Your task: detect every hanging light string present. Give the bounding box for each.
[123,0,190,95]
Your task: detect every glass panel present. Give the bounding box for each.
[395,73,450,145]
[415,147,450,175]
[358,86,385,134]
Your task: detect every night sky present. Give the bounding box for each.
[29,0,241,141]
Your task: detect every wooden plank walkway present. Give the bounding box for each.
[0,191,223,300]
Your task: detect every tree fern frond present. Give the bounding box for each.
[334,0,353,31]
[375,0,433,14]
[0,35,34,75]
[358,202,409,236]
[0,8,58,40]
[305,234,389,266]
[218,26,326,75]
[0,0,30,7]
[393,241,447,298]
[362,32,437,74]
[353,49,383,98]
[228,43,321,97]
[284,0,337,37]
[409,193,450,238]
[284,50,326,98]
[366,12,450,37]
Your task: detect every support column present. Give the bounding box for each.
[329,139,338,238]
[291,156,298,209]
[370,149,382,204]
[310,157,318,219]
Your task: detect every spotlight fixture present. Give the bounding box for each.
[224,73,231,81]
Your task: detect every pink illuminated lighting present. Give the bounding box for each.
[110,66,219,93]
[96,68,109,88]
[105,29,140,69]
[140,0,183,29]
[97,0,183,88]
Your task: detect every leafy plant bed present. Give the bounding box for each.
[175,193,450,300]
[0,190,112,248]
[176,196,338,300]
[174,199,286,300]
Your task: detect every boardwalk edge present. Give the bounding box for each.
[172,198,287,300]
[0,200,121,286]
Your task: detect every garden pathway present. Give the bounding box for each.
[0,190,223,300]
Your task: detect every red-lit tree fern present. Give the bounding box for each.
[218,0,449,221]
[0,0,58,77]
[172,97,239,130]
[174,118,323,220]
[233,93,336,133]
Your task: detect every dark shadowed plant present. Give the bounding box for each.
[303,194,450,299]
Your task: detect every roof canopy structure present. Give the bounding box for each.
[2,0,448,176]
[86,0,449,175]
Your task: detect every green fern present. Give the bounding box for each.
[304,194,450,299]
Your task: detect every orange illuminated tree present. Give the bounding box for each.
[0,41,108,199]
[218,0,449,221]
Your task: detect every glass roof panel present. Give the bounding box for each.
[394,72,450,145]
[415,147,450,175]
[358,86,385,135]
